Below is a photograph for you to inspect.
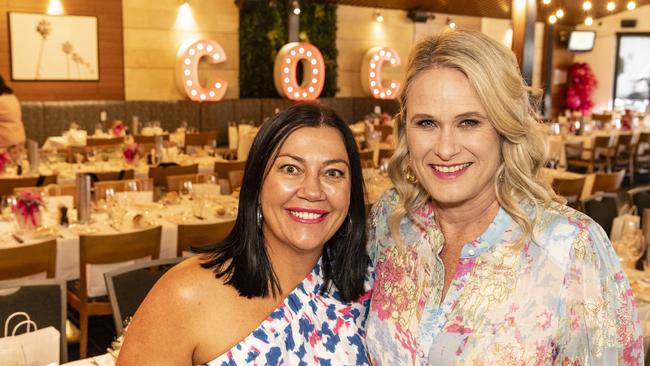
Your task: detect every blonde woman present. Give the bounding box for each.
[366,30,642,365]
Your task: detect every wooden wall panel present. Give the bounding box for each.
[0,0,124,101]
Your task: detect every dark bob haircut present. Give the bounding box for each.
[197,102,368,302]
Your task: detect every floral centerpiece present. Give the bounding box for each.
[12,191,43,231]
[112,120,126,137]
[0,151,9,174]
[123,143,139,164]
[565,62,597,114]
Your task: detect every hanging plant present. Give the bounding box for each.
[565,62,598,113]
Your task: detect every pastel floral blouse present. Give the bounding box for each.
[366,189,643,365]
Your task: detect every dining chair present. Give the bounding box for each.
[165,172,218,193]
[591,170,626,194]
[214,161,246,194]
[94,178,154,200]
[149,164,199,187]
[88,169,135,184]
[358,149,375,168]
[0,278,68,363]
[184,131,218,149]
[85,136,124,147]
[177,220,235,257]
[581,193,619,237]
[611,134,636,186]
[133,134,170,144]
[377,148,395,166]
[374,125,393,142]
[0,174,58,196]
[0,239,57,280]
[551,177,586,210]
[628,186,650,227]
[566,135,614,173]
[104,257,183,335]
[67,226,162,358]
[634,132,650,181]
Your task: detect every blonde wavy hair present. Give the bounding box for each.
[388,30,562,244]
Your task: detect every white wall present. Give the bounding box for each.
[574,4,650,111]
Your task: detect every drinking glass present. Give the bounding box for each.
[126,180,139,193]
[181,180,193,197]
[1,196,17,220]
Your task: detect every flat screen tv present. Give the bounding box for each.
[568,30,596,51]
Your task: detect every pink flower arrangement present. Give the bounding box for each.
[112,120,126,136]
[565,62,598,113]
[123,143,139,163]
[0,151,9,174]
[13,191,43,227]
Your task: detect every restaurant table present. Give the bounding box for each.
[0,193,237,297]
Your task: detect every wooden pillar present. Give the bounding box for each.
[541,23,555,119]
[511,0,537,86]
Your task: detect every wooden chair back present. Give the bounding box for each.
[592,170,626,193]
[590,113,612,123]
[0,240,57,280]
[185,131,218,147]
[358,149,375,168]
[94,178,154,200]
[133,134,169,144]
[0,175,58,196]
[86,137,124,147]
[552,177,586,209]
[166,173,218,193]
[177,220,235,257]
[149,164,198,186]
[88,169,135,184]
[214,161,246,193]
[78,226,162,301]
[377,148,394,165]
[14,184,76,197]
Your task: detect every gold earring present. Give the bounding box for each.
[405,165,418,184]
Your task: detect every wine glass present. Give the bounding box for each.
[1,195,17,221]
[86,148,97,164]
[181,180,193,197]
[126,180,139,193]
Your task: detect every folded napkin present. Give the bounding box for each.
[63,129,87,146]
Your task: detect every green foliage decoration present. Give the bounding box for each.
[239,1,338,98]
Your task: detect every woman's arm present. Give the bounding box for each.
[556,221,644,365]
[116,257,207,365]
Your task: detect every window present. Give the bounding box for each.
[614,33,650,112]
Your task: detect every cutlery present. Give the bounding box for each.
[11,233,24,244]
[194,215,205,221]
[110,223,122,232]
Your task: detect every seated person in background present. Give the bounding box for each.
[118,103,372,365]
[0,75,26,149]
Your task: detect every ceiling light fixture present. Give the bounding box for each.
[585,16,593,25]
[542,0,551,4]
[627,1,636,10]
[583,1,592,11]
[374,10,384,23]
[555,8,565,18]
[447,17,456,29]
[607,1,616,11]
[548,14,557,23]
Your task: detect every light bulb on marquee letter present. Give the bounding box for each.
[176,39,227,102]
[274,42,325,101]
[361,47,401,100]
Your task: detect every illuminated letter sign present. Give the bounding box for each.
[274,42,325,101]
[176,39,227,101]
[361,47,401,100]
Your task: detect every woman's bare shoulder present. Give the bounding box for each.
[116,255,230,365]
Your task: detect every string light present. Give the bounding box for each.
[607,1,616,11]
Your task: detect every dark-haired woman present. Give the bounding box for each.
[0,75,25,148]
[118,103,371,365]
